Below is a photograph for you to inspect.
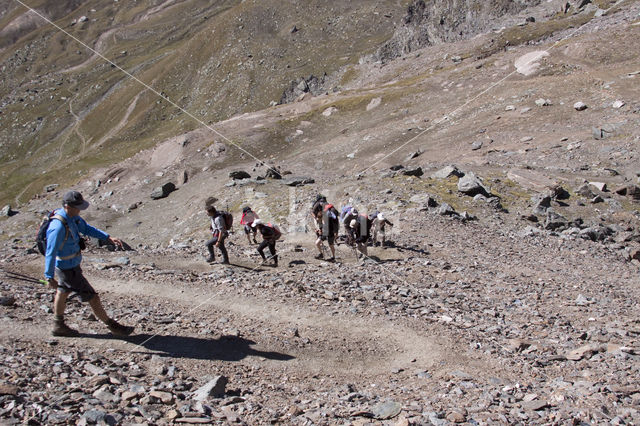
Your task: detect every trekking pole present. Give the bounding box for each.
[1,269,47,285]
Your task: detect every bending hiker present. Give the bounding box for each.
[240,206,259,244]
[342,206,358,245]
[350,213,373,257]
[314,204,339,262]
[371,213,394,246]
[44,191,134,337]
[253,219,281,267]
[205,205,230,264]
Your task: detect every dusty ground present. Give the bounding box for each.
[1,1,640,425]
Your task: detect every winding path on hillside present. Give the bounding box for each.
[60,0,184,74]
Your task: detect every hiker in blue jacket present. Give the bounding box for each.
[44,191,134,337]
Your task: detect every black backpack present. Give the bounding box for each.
[36,212,69,255]
[219,211,233,230]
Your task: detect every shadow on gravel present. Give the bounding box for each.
[383,241,430,256]
[85,333,295,362]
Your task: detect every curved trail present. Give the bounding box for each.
[1,270,498,381]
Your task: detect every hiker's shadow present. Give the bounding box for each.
[381,241,430,256]
[87,333,295,362]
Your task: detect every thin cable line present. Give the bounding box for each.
[13,0,275,172]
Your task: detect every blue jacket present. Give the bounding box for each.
[44,208,109,279]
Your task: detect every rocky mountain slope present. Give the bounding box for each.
[1,0,640,424]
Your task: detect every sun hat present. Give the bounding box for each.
[62,191,89,210]
[350,219,357,228]
[252,219,264,227]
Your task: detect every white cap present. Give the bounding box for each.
[350,219,357,228]
[377,213,385,221]
[252,219,264,227]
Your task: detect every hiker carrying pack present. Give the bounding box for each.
[205,205,230,264]
[240,207,259,244]
[252,219,280,266]
[44,190,133,338]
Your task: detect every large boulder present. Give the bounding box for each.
[150,182,176,200]
[458,172,490,197]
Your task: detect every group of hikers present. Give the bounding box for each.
[204,194,393,265]
[41,191,393,338]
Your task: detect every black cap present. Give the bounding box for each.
[62,191,89,210]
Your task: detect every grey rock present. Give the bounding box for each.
[372,400,402,420]
[432,165,464,179]
[438,203,456,216]
[93,388,118,403]
[575,294,593,306]
[45,184,59,192]
[573,101,587,111]
[589,181,607,192]
[390,165,405,171]
[548,185,570,200]
[544,211,568,231]
[460,211,477,221]
[576,184,595,198]
[579,226,613,242]
[535,98,551,106]
[592,124,618,140]
[282,176,315,186]
[1,205,12,216]
[487,197,505,211]
[0,296,16,306]
[532,195,552,215]
[150,182,176,200]
[229,171,251,180]
[458,172,491,197]
[264,167,282,179]
[82,410,106,423]
[615,185,640,200]
[193,376,228,401]
[401,167,423,177]
[471,141,483,150]
[405,151,422,161]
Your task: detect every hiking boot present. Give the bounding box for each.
[205,255,215,263]
[328,257,335,262]
[107,319,134,336]
[314,253,324,260]
[52,321,79,337]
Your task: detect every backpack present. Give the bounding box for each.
[241,210,257,225]
[340,205,352,220]
[220,211,233,230]
[324,203,338,217]
[267,223,282,240]
[36,212,69,255]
